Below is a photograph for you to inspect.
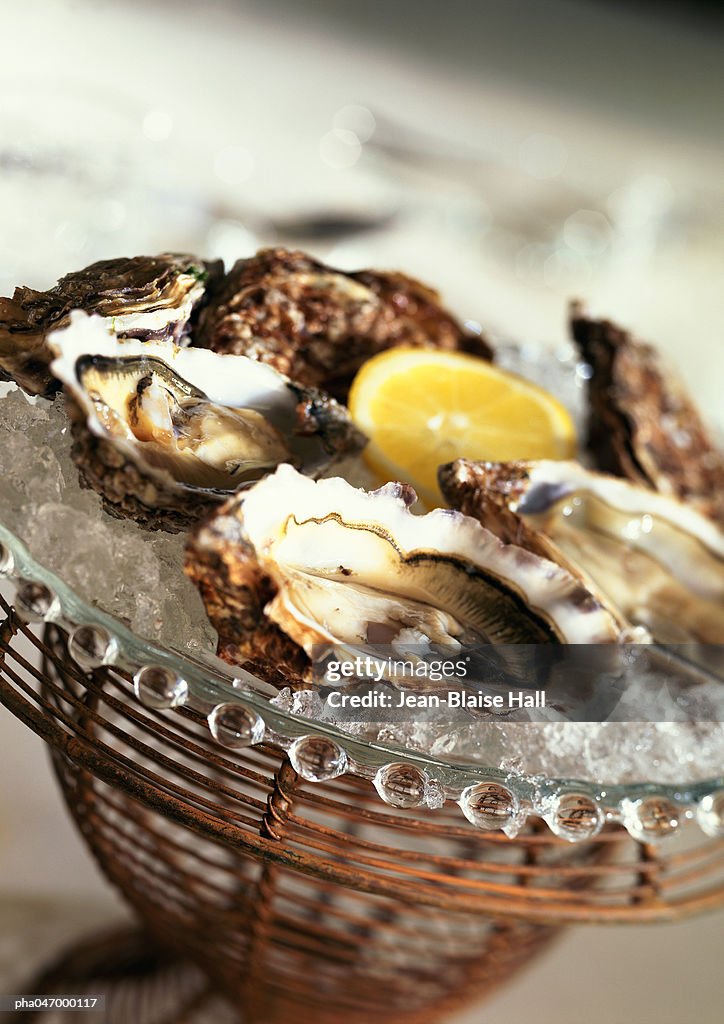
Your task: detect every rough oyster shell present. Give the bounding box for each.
[185,465,625,683]
[571,303,724,523]
[48,313,365,531]
[0,253,222,396]
[194,247,492,400]
[439,458,724,644]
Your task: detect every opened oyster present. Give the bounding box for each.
[48,313,364,531]
[0,253,222,396]
[571,303,724,523]
[195,247,492,400]
[439,458,724,644]
[185,465,626,684]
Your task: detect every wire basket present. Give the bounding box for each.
[2,588,724,1024]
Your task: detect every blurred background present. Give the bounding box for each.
[1,0,722,1020]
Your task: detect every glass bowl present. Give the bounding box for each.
[1,512,721,845]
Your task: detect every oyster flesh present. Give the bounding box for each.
[571,303,724,523]
[0,253,222,396]
[48,313,364,531]
[439,458,724,644]
[195,247,492,400]
[185,464,625,683]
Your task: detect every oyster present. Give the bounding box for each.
[439,458,724,644]
[185,465,625,683]
[48,313,364,531]
[571,303,724,523]
[195,247,492,400]
[0,253,222,396]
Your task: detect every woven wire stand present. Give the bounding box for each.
[2,587,724,1024]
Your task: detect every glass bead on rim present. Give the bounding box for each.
[14,579,60,622]
[133,664,188,709]
[696,791,724,838]
[0,540,14,577]
[546,792,604,842]
[621,796,680,842]
[374,762,429,809]
[68,624,118,670]
[208,702,265,748]
[289,735,348,782]
[459,780,519,831]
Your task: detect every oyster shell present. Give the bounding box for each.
[439,458,724,644]
[0,253,223,396]
[48,313,365,531]
[195,247,492,400]
[571,303,724,523]
[185,465,625,683]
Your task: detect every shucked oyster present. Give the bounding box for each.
[195,247,492,400]
[571,303,724,523]
[439,458,724,644]
[185,465,625,685]
[48,313,364,531]
[0,253,222,396]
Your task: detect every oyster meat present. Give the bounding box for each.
[185,464,625,684]
[195,247,492,400]
[0,253,223,396]
[571,303,724,523]
[440,458,724,644]
[48,313,364,531]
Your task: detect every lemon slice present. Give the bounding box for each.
[349,347,576,506]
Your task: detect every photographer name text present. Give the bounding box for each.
[326,690,546,710]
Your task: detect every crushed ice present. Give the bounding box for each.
[1,364,722,785]
[0,384,217,655]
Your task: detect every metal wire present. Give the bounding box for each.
[1,592,723,1024]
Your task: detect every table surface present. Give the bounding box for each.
[1,1,722,1020]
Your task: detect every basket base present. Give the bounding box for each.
[17,925,239,1024]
